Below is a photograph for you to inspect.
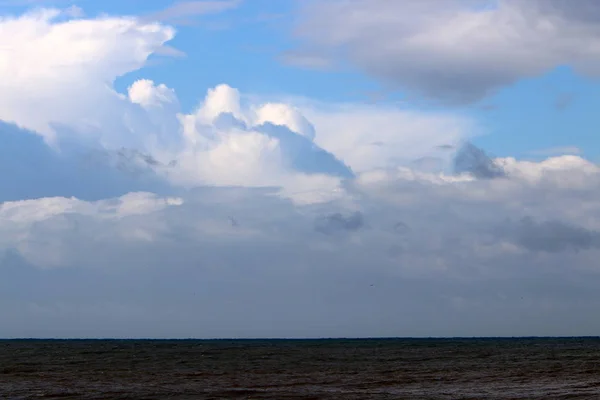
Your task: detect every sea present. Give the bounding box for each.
[1,338,600,399]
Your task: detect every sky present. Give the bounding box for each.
[1,0,600,339]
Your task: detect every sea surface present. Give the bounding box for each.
[1,338,600,399]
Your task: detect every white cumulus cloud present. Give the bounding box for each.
[0,8,175,146]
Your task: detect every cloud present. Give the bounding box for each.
[0,192,183,269]
[143,0,241,24]
[453,142,505,179]
[0,7,175,145]
[279,51,334,70]
[499,217,600,253]
[128,79,178,109]
[0,121,172,203]
[160,84,356,198]
[300,101,474,173]
[145,86,473,200]
[0,7,477,204]
[528,146,582,157]
[314,211,365,235]
[0,0,75,5]
[495,155,599,188]
[292,0,600,103]
[2,156,600,337]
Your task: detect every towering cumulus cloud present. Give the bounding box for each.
[0,8,174,145]
[1,5,600,338]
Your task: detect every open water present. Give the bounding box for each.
[1,338,600,399]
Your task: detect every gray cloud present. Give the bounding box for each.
[503,217,600,253]
[531,0,600,23]
[256,122,354,179]
[453,142,505,179]
[314,212,364,235]
[1,157,600,338]
[292,0,600,104]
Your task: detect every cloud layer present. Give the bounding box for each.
[2,157,600,338]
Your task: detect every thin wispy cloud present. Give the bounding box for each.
[0,0,79,5]
[143,0,241,24]
[529,146,582,157]
[280,51,334,70]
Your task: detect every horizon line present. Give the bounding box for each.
[2,336,599,341]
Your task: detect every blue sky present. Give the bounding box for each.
[94,0,381,107]
[477,66,599,160]
[2,0,600,338]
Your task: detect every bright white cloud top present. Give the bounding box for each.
[1,5,600,338]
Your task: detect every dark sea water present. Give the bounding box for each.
[1,338,600,399]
